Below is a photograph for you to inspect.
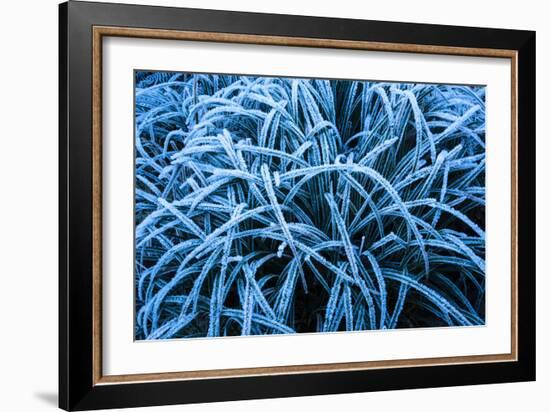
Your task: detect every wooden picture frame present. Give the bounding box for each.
[59,1,535,410]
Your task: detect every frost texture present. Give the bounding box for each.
[134,71,486,340]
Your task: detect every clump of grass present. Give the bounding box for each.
[134,71,486,340]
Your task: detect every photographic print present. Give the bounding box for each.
[60,5,534,408]
[134,71,486,341]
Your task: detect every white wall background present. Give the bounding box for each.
[0,0,546,411]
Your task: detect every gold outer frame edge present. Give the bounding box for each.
[91,26,518,386]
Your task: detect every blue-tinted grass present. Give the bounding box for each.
[134,71,486,340]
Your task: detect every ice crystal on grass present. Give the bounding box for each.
[134,71,486,340]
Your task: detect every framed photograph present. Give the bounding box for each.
[59,1,536,410]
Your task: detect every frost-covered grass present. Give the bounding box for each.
[134,71,486,340]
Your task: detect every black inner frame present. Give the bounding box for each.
[59,1,535,410]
